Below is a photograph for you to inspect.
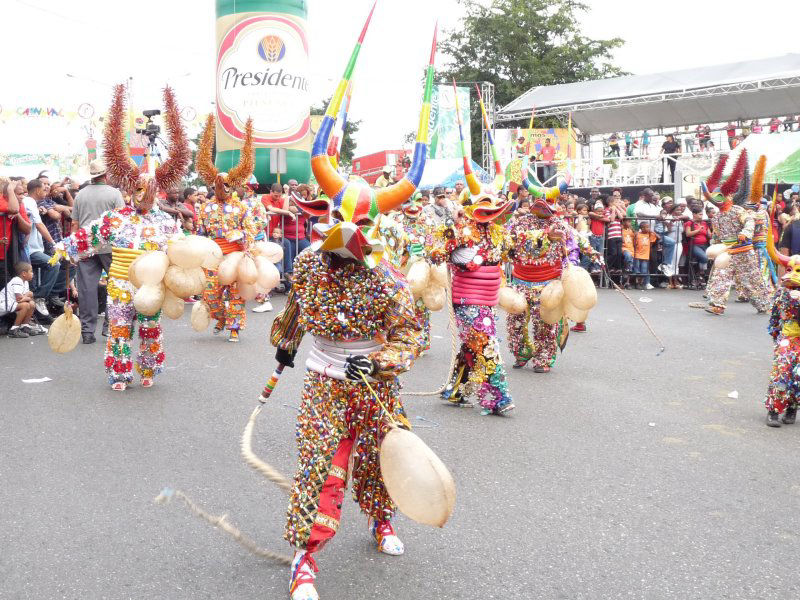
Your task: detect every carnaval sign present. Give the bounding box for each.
[428,85,470,160]
[215,0,311,185]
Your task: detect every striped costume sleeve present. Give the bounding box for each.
[368,270,423,380]
[270,286,305,352]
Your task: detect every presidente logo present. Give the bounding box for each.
[258,35,285,63]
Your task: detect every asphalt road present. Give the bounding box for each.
[2,288,798,600]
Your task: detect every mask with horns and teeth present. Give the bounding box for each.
[196,114,255,202]
[452,80,513,223]
[104,83,190,209]
[300,3,437,268]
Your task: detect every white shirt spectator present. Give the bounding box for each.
[0,276,29,315]
[633,198,661,220]
[22,196,44,254]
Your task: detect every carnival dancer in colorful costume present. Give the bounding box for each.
[269,9,434,599]
[506,162,572,372]
[384,197,437,352]
[51,84,190,390]
[436,85,515,415]
[745,156,777,290]
[764,198,800,427]
[693,150,773,315]
[195,115,258,341]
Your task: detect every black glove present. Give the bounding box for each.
[275,347,296,368]
[345,355,376,381]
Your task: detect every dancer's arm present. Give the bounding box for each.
[368,275,423,380]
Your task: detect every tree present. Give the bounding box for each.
[439,0,625,162]
[311,98,361,166]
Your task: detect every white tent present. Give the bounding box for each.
[497,54,800,135]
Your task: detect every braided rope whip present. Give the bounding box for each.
[603,266,666,356]
[154,366,292,565]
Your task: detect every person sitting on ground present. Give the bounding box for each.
[0,262,44,337]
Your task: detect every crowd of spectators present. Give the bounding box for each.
[2,167,798,338]
[608,116,800,161]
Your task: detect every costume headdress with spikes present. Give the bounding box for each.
[196,114,254,202]
[104,83,190,206]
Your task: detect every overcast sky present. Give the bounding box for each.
[2,0,798,156]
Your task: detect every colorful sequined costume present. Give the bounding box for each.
[506,211,570,369]
[271,251,422,548]
[701,151,772,314]
[435,214,514,412]
[397,203,436,351]
[433,82,515,414]
[195,116,258,339]
[51,83,189,389]
[763,185,800,426]
[271,9,436,599]
[55,208,181,385]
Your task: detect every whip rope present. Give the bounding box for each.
[154,366,293,565]
[154,488,291,565]
[603,266,666,356]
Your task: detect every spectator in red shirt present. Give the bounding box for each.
[769,117,781,133]
[684,207,710,284]
[284,184,311,275]
[262,183,295,274]
[538,138,557,184]
[182,187,198,231]
[726,122,737,149]
[588,195,610,269]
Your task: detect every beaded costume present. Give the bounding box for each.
[196,116,258,340]
[506,161,578,371]
[435,217,513,413]
[436,85,515,414]
[764,176,800,427]
[51,84,189,389]
[269,9,436,599]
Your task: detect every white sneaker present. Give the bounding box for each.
[34,298,49,316]
[289,551,319,600]
[371,519,405,556]
[645,284,654,290]
[252,301,273,313]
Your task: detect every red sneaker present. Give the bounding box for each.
[570,322,587,332]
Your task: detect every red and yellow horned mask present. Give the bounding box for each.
[297,3,437,268]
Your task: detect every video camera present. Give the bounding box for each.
[136,109,162,144]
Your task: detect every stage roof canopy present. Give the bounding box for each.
[497,54,800,135]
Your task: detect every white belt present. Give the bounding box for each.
[306,336,382,381]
